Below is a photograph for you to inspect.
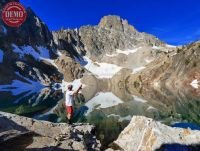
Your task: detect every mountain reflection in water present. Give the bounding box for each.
[0,74,200,148]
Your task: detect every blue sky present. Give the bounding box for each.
[21,0,200,45]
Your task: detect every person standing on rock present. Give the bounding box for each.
[65,84,82,124]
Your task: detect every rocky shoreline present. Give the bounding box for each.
[107,116,200,151]
[1,111,200,151]
[0,111,101,151]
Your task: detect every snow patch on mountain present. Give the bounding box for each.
[166,44,176,48]
[42,58,58,68]
[190,79,199,89]
[152,45,161,50]
[0,25,7,34]
[145,58,154,63]
[83,57,122,78]
[170,52,177,56]
[85,92,123,115]
[105,53,118,57]
[34,16,41,27]
[37,46,50,59]
[12,44,50,61]
[57,50,62,56]
[116,47,141,55]
[133,95,147,103]
[0,49,3,63]
[74,56,88,66]
[132,66,146,74]
[12,44,59,68]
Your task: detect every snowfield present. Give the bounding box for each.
[190,79,199,89]
[133,95,147,103]
[166,44,176,48]
[152,45,161,50]
[42,58,58,68]
[85,92,123,115]
[12,44,59,68]
[116,47,141,55]
[12,44,50,61]
[145,58,154,63]
[0,49,3,63]
[105,53,118,57]
[132,66,146,74]
[83,57,122,78]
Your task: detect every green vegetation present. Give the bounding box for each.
[177,48,182,53]
[193,61,197,67]
[2,104,47,116]
[138,75,142,81]
[185,59,190,65]
[133,81,140,88]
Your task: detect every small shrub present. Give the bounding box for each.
[185,59,190,65]
[133,81,140,88]
[177,48,182,53]
[138,75,142,81]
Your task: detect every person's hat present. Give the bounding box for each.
[68,84,73,90]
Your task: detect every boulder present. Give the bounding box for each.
[107,116,200,151]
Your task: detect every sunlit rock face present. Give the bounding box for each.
[124,41,200,126]
[53,15,175,71]
[79,15,164,60]
[127,41,200,96]
[107,116,200,151]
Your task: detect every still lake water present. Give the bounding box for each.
[0,79,200,148]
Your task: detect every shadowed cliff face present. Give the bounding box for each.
[0,0,64,117]
[0,0,54,47]
[0,0,61,85]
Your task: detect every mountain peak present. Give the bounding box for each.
[98,15,136,32]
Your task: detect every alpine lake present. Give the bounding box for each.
[1,74,200,148]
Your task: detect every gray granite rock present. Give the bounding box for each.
[107,116,200,151]
[0,111,101,151]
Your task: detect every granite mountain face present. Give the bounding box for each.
[53,15,174,69]
[53,15,165,60]
[1,0,200,150]
[0,0,61,86]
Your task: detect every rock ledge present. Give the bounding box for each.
[0,111,101,151]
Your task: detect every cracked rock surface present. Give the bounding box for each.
[0,111,101,151]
